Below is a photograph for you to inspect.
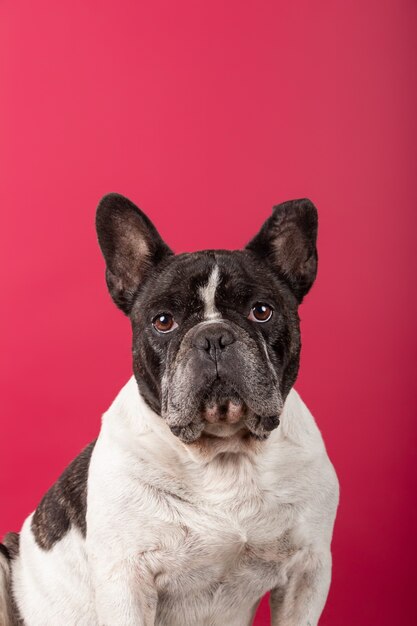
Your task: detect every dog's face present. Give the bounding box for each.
[96,194,318,447]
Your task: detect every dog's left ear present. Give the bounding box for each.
[96,193,173,314]
[246,198,318,303]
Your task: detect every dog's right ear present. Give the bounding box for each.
[96,193,173,314]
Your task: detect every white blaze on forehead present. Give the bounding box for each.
[199,265,221,320]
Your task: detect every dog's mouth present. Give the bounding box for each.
[203,417,248,440]
[168,397,280,446]
[165,378,282,446]
[202,396,247,425]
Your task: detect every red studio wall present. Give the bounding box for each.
[1,2,416,624]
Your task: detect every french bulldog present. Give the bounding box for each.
[0,194,339,626]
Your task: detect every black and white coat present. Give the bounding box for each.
[1,195,339,626]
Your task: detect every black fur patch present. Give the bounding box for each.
[0,542,10,560]
[31,441,96,550]
[2,532,19,560]
[1,533,23,625]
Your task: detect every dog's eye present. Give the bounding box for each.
[152,313,178,333]
[248,303,273,323]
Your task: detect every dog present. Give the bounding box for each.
[0,194,339,626]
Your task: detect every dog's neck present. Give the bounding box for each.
[100,376,324,466]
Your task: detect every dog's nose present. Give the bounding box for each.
[192,324,236,361]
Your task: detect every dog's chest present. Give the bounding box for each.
[146,454,302,607]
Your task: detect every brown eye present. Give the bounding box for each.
[152,313,178,333]
[248,302,273,323]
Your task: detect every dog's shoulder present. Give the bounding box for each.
[31,440,96,550]
[265,389,339,526]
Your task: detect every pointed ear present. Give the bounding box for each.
[96,193,173,314]
[246,198,318,303]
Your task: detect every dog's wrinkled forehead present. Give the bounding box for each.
[132,249,280,325]
[140,255,224,324]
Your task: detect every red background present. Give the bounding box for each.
[1,2,416,624]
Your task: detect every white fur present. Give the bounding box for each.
[10,378,339,625]
[12,520,95,625]
[199,265,221,320]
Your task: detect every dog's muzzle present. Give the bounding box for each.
[163,321,283,444]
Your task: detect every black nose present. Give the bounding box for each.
[192,323,236,362]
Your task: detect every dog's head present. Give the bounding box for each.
[96,194,317,448]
